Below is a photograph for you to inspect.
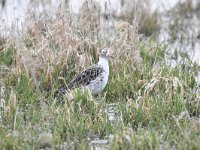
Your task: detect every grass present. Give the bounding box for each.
[0,1,200,150]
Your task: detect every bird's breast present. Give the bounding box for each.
[87,72,109,95]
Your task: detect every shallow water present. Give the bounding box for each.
[158,0,200,83]
[0,0,184,27]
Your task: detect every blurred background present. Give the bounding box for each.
[0,0,182,27]
[1,0,199,78]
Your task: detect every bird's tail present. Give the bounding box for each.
[54,85,69,100]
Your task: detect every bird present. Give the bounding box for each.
[54,48,111,100]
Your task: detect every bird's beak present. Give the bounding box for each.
[107,49,114,59]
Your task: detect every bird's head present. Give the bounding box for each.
[99,48,112,59]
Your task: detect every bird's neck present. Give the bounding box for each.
[98,57,109,73]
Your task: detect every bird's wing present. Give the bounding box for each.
[68,64,103,89]
[54,64,103,99]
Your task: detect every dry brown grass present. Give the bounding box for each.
[3,1,142,90]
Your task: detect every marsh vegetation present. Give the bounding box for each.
[0,0,200,149]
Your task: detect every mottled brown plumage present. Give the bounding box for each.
[68,64,103,89]
[54,64,103,99]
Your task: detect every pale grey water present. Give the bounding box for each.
[0,0,181,27]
